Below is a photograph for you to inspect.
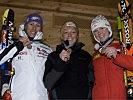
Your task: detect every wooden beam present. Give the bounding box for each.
[0,1,119,18]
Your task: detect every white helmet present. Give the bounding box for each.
[91,15,112,43]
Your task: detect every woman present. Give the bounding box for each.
[43,21,94,99]
[1,13,52,100]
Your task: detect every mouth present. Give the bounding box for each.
[30,31,36,34]
[67,38,73,40]
[99,35,104,39]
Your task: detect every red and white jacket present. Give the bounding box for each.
[92,40,127,100]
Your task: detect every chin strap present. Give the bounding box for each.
[95,36,114,50]
[94,36,114,55]
[100,36,114,47]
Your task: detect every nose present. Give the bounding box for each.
[97,30,102,35]
[67,32,72,37]
[33,25,37,31]
[68,32,73,37]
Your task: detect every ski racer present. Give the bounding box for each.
[91,15,132,99]
[1,13,52,100]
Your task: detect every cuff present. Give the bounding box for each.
[1,83,9,96]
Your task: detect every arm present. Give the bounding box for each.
[87,61,95,99]
[113,53,133,71]
[0,41,24,65]
[0,41,24,98]
[43,53,67,90]
[88,61,95,85]
[0,36,31,65]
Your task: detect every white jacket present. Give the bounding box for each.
[0,24,52,100]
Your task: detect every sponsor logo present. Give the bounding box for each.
[19,51,27,55]
[123,19,130,44]
[120,0,126,13]
[31,16,40,20]
[8,21,13,46]
[37,47,48,58]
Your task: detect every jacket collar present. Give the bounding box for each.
[71,42,85,51]
[19,24,43,40]
[56,42,85,53]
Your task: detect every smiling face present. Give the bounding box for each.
[25,21,41,38]
[93,27,110,42]
[61,26,79,46]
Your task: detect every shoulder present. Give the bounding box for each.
[34,42,52,53]
[41,44,52,51]
[48,51,58,58]
[110,39,121,48]
[112,39,120,44]
[79,49,92,60]
[82,50,91,56]
[46,51,59,64]
[92,50,101,60]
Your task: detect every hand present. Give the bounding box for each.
[19,37,31,47]
[104,47,117,59]
[59,49,71,62]
[2,90,12,100]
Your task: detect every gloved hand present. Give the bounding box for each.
[2,90,12,100]
[1,83,12,100]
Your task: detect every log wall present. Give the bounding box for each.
[0,0,132,55]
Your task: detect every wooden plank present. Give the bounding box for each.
[0,1,118,17]
[0,0,123,54]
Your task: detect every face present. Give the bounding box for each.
[61,26,79,46]
[25,21,41,38]
[93,27,110,42]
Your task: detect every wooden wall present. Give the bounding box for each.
[0,0,130,55]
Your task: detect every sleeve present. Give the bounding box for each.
[113,53,133,71]
[43,53,67,90]
[0,41,24,65]
[87,61,95,99]
[88,61,95,84]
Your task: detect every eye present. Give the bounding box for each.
[63,31,68,34]
[29,23,33,26]
[71,31,77,35]
[72,31,76,33]
[93,30,98,34]
[36,24,41,27]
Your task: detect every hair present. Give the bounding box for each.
[60,21,79,43]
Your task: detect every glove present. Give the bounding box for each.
[1,83,12,100]
[2,90,12,100]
